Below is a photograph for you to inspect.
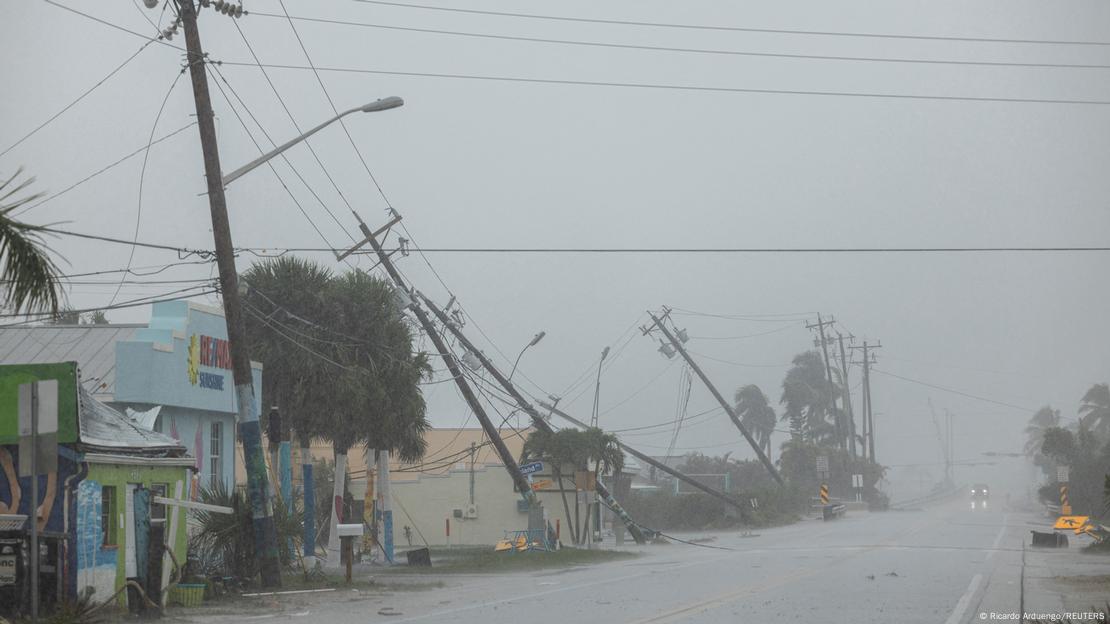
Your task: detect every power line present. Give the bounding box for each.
[352,0,1110,48]
[690,324,801,341]
[0,286,217,326]
[39,227,211,257]
[229,21,360,245]
[686,350,789,368]
[219,61,1110,106]
[206,63,344,254]
[258,11,1110,71]
[870,367,1036,412]
[0,40,159,159]
[373,246,1110,253]
[42,1,183,51]
[275,1,394,211]
[110,67,187,307]
[16,122,197,217]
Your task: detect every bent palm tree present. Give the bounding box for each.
[735,384,776,462]
[1023,406,1060,457]
[1,169,61,315]
[1079,383,1110,439]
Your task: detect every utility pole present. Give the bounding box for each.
[177,0,280,586]
[806,315,842,450]
[647,309,784,486]
[469,442,476,506]
[851,341,881,464]
[419,293,647,544]
[343,216,536,504]
[540,400,751,512]
[836,333,857,458]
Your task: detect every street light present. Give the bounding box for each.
[508,331,545,381]
[590,346,610,428]
[221,96,404,187]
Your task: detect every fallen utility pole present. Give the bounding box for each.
[344,217,535,503]
[178,0,281,586]
[540,401,750,512]
[647,311,784,486]
[420,294,646,544]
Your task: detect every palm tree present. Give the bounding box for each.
[242,257,335,566]
[1078,383,1110,439]
[735,384,776,462]
[780,351,839,445]
[324,269,431,561]
[521,426,622,545]
[1023,406,1061,457]
[1,168,61,315]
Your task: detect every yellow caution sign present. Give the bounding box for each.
[1060,485,1071,515]
[1053,515,1089,531]
[819,484,829,505]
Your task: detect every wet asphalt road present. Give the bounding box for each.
[186,502,1104,624]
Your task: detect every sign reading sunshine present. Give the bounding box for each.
[188,334,231,391]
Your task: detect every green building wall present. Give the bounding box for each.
[77,460,191,608]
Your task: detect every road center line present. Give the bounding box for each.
[944,573,983,624]
[986,513,1008,561]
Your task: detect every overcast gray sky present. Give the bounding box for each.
[3,0,1109,497]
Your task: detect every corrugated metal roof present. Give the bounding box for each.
[0,324,142,401]
[78,386,185,455]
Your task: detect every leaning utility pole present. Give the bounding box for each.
[178,0,280,586]
[540,401,752,512]
[851,341,881,464]
[419,294,646,544]
[836,333,857,458]
[807,315,842,450]
[647,310,784,486]
[344,216,536,503]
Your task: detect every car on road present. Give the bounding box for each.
[970,483,990,510]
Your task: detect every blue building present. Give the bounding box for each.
[0,300,262,491]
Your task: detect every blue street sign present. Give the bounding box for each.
[520,461,544,475]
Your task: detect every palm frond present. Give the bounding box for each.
[0,168,62,315]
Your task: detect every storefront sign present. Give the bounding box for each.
[187,334,229,391]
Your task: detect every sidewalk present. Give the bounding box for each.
[1022,530,1110,617]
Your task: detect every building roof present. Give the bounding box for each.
[78,386,185,456]
[0,324,142,401]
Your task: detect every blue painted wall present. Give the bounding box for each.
[113,301,261,490]
[115,301,262,416]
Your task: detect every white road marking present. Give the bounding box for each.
[986,515,1008,560]
[944,573,983,624]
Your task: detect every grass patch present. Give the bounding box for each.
[385,546,637,574]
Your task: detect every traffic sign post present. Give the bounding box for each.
[18,380,57,624]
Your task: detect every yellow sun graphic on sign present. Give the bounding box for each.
[187,334,200,386]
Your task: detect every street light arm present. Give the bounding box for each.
[221,106,359,187]
[220,96,402,187]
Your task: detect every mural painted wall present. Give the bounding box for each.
[0,444,84,600]
[114,301,260,490]
[76,462,190,607]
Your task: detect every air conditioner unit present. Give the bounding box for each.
[464,504,479,519]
